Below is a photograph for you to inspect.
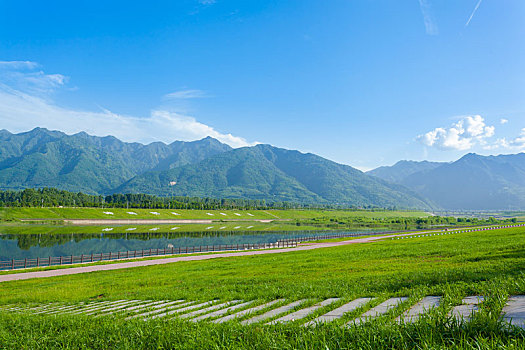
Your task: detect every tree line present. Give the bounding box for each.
[0,187,374,210]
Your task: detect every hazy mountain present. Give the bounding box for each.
[398,153,525,210]
[117,144,432,208]
[0,128,231,194]
[367,160,445,183]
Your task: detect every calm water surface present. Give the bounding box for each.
[0,227,388,260]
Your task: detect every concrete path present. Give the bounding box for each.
[501,295,525,328]
[267,298,340,325]
[0,229,466,283]
[449,296,484,321]
[396,296,441,323]
[191,301,254,322]
[348,297,408,326]
[305,297,373,326]
[213,299,283,323]
[241,299,307,325]
[3,295,525,329]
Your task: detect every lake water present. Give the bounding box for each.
[0,228,389,260]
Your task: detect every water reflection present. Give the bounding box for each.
[0,228,384,260]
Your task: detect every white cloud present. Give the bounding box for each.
[418,0,439,35]
[198,0,216,4]
[417,115,495,150]
[500,118,509,124]
[0,61,68,96]
[0,61,256,148]
[163,89,208,100]
[0,61,39,70]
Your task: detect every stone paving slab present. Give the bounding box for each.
[501,295,525,329]
[191,301,254,322]
[40,302,108,315]
[179,301,240,319]
[69,300,130,315]
[126,301,194,320]
[150,301,215,320]
[449,296,484,321]
[46,303,88,314]
[348,297,408,326]
[268,298,340,325]
[241,299,307,325]
[118,299,184,313]
[396,296,441,323]
[213,299,284,323]
[305,297,374,326]
[83,300,141,315]
[94,300,151,317]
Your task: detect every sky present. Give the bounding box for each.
[0,0,524,170]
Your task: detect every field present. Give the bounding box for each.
[0,222,323,235]
[0,207,430,222]
[0,226,524,348]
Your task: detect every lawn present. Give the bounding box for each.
[0,226,523,349]
[0,207,430,222]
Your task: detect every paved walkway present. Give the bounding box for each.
[0,225,516,283]
[3,294,523,329]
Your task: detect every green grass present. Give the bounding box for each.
[0,221,324,235]
[0,207,429,222]
[0,226,524,349]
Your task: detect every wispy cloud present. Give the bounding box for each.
[198,0,216,4]
[163,89,208,100]
[0,61,68,96]
[465,0,483,27]
[500,118,509,125]
[417,115,495,150]
[418,0,439,35]
[0,61,256,148]
[0,61,39,70]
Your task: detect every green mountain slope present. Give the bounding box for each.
[118,144,432,208]
[399,153,525,210]
[0,128,231,194]
[367,160,445,183]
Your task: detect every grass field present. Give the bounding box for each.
[0,207,430,222]
[0,221,325,235]
[0,226,524,348]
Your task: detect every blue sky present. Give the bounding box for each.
[0,0,523,170]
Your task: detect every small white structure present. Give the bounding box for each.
[102,228,114,231]
[127,212,138,215]
[103,212,114,215]
[150,212,160,215]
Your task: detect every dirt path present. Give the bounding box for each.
[0,230,437,283]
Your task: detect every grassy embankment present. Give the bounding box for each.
[0,207,429,222]
[0,226,524,348]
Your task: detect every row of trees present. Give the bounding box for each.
[0,187,355,210]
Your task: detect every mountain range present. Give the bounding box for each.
[367,154,525,210]
[3,128,524,210]
[0,128,429,209]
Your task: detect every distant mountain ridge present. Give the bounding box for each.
[368,154,525,210]
[0,128,431,209]
[367,160,445,183]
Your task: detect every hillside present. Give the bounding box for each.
[367,160,445,183]
[117,144,432,208]
[398,153,525,210]
[0,128,231,194]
